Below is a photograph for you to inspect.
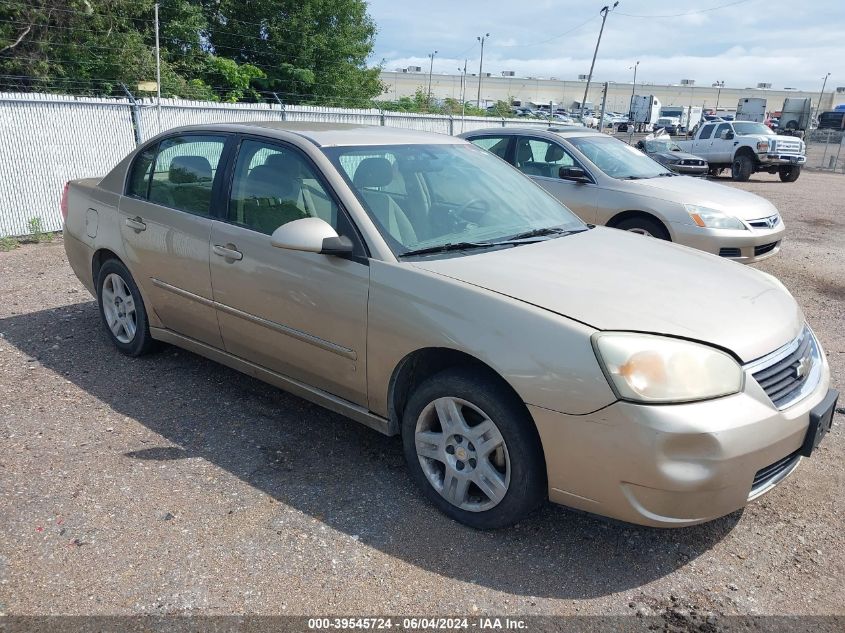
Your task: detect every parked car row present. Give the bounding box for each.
[61,121,835,532]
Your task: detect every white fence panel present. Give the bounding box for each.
[137,99,284,142]
[0,92,136,237]
[285,105,383,127]
[0,93,583,237]
[384,112,451,135]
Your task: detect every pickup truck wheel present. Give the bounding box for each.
[779,165,801,182]
[613,216,670,240]
[402,368,546,529]
[731,154,753,181]
[96,259,155,357]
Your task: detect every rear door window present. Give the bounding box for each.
[147,135,227,216]
[468,136,512,162]
[698,124,715,139]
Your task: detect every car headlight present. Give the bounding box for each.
[684,204,747,230]
[592,333,743,403]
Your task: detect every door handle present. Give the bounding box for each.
[212,244,243,261]
[125,217,146,232]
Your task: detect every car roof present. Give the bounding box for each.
[150,121,464,147]
[459,126,604,140]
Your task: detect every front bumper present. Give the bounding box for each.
[672,164,709,176]
[760,153,806,166]
[668,220,785,264]
[531,344,831,528]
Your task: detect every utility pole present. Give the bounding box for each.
[426,50,438,104]
[628,60,639,121]
[476,33,490,109]
[815,72,831,125]
[713,80,724,114]
[599,82,608,132]
[154,2,161,132]
[581,2,618,121]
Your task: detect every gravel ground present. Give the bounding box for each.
[0,170,843,623]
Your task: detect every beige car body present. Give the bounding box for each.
[64,122,832,527]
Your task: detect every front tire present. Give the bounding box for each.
[613,216,671,240]
[96,259,155,356]
[779,165,801,182]
[402,368,546,529]
[731,154,754,181]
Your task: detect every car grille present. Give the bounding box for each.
[754,241,779,256]
[750,328,819,409]
[750,450,800,495]
[719,247,741,258]
[680,159,706,166]
[774,139,802,154]
[748,214,781,230]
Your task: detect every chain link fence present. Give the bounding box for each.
[804,129,845,173]
[0,92,561,237]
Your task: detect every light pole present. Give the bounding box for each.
[815,72,831,125]
[459,60,468,131]
[581,2,618,121]
[628,60,639,121]
[426,50,438,104]
[476,33,490,109]
[712,80,724,114]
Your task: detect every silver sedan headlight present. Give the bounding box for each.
[684,204,747,230]
[592,332,743,403]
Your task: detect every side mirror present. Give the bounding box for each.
[635,140,645,150]
[559,166,589,182]
[270,217,353,256]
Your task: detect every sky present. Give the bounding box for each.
[365,0,844,92]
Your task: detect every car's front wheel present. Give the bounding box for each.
[613,216,670,240]
[96,259,155,356]
[402,368,546,529]
[731,154,754,181]
[779,165,801,182]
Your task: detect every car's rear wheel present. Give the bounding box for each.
[779,165,801,182]
[731,154,754,181]
[96,259,155,356]
[613,216,671,240]
[402,368,546,529]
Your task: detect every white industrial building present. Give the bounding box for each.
[379,69,844,114]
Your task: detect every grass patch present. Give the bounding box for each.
[0,235,19,252]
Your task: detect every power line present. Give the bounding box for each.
[497,14,599,48]
[616,0,757,18]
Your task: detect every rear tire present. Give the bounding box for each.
[731,154,754,181]
[613,216,671,240]
[779,165,801,182]
[402,367,546,529]
[96,259,155,357]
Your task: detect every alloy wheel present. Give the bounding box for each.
[101,273,137,344]
[414,397,511,512]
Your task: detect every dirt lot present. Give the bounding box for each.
[1,170,843,623]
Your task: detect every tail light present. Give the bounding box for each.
[60,182,70,221]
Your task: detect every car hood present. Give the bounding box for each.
[652,150,706,163]
[412,228,802,363]
[616,175,778,220]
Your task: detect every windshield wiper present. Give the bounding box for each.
[499,226,571,241]
[656,171,677,177]
[399,241,499,257]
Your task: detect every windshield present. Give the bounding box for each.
[645,139,681,152]
[323,144,585,256]
[733,122,774,136]
[567,135,670,179]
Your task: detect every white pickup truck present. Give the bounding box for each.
[676,120,806,182]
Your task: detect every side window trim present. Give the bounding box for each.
[519,136,595,184]
[221,134,371,259]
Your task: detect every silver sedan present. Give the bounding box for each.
[460,127,785,263]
